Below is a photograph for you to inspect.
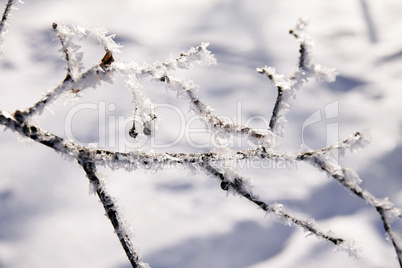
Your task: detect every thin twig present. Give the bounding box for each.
[359,0,378,43]
[298,153,402,265]
[258,19,336,137]
[0,0,14,36]
[200,161,346,247]
[78,151,147,268]
[52,22,74,80]
[14,52,115,121]
[377,206,402,267]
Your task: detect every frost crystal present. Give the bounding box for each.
[334,240,362,260]
[343,168,362,186]
[0,0,23,56]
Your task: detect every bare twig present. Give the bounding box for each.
[359,0,378,43]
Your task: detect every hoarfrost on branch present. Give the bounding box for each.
[0,3,400,267]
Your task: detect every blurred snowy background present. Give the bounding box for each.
[0,0,402,267]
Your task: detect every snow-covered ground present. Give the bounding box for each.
[0,0,401,267]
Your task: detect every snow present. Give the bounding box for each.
[0,0,402,268]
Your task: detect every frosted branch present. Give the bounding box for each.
[78,152,149,268]
[298,131,371,160]
[2,107,399,264]
[0,0,22,52]
[298,138,402,265]
[0,110,283,170]
[0,111,148,267]
[0,0,14,41]
[158,73,273,145]
[200,162,354,252]
[258,18,337,137]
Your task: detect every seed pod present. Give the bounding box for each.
[129,127,138,139]
[143,121,152,136]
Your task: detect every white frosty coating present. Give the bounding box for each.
[2,90,400,263]
[14,23,121,122]
[256,66,293,137]
[342,168,363,185]
[77,148,149,268]
[258,18,338,138]
[211,144,236,167]
[175,42,217,69]
[313,64,338,82]
[114,61,160,137]
[301,149,402,243]
[161,73,275,146]
[55,24,121,80]
[201,161,347,247]
[265,203,292,226]
[56,24,121,55]
[293,130,401,260]
[0,0,23,55]
[330,130,372,158]
[346,129,372,151]
[333,239,362,260]
[299,131,372,161]
[117,42,216,77]
[55,24,85,79]
[3,74,362,256]
[54,23,122,81]
[100,185,134,242]
[383,205,402,223]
